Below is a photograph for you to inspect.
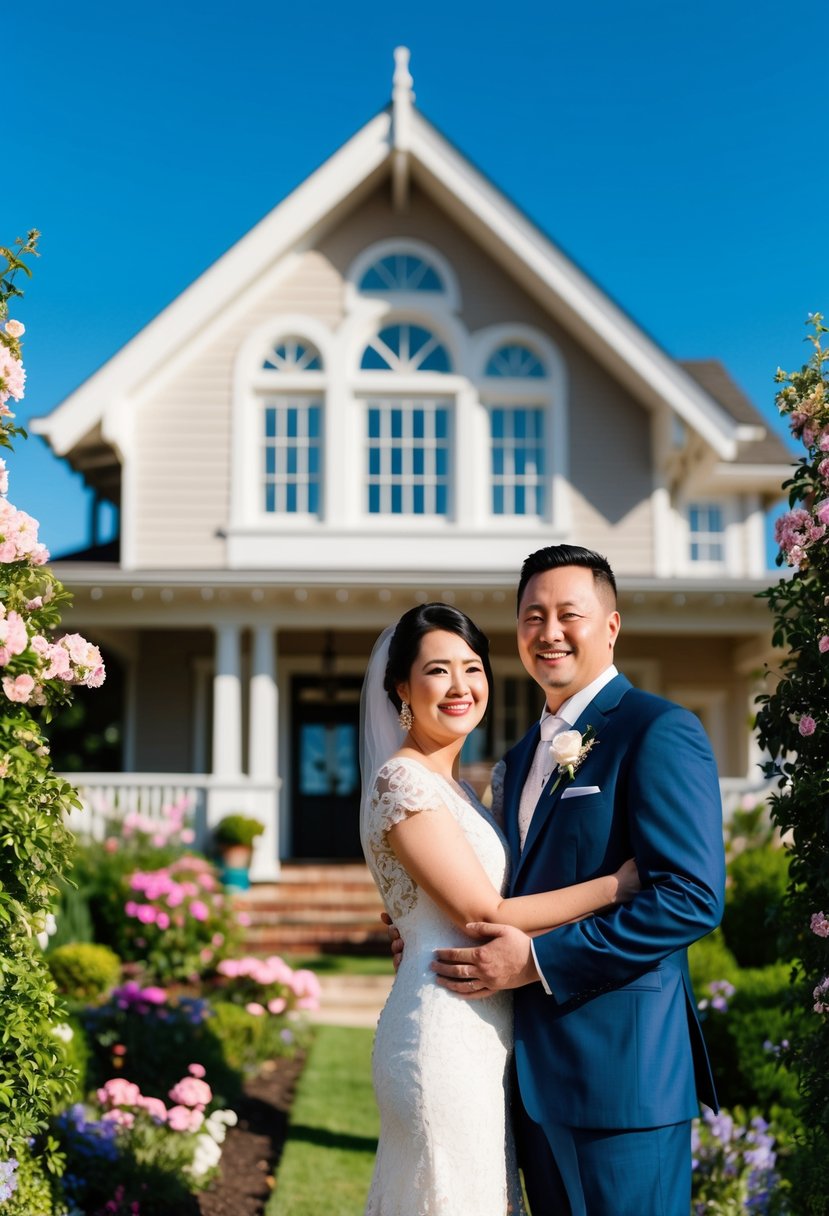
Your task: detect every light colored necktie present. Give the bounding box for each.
[518,715,566,851]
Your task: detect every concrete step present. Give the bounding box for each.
[309,974,393,1028]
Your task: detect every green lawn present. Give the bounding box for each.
[267,1025,378,1216]
[289,953,394,977]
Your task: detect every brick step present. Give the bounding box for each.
[235,862,390,956]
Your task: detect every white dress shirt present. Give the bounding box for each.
[523,664,618,991]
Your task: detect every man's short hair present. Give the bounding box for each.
[516,545,617,614]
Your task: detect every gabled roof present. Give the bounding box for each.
[34,49,762,464]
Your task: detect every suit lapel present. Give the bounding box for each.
[514,673,632,881]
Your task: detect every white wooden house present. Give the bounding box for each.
[34,50,790,880]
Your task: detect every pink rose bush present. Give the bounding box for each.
[216,953,321,1015]
[756,315,829,1204]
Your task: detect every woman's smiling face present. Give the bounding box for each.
[397,628,489,745]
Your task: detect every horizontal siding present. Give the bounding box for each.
[133,251,345,567]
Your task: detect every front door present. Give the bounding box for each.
[291,676,363,859]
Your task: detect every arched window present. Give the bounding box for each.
[485,343,546,379]
[360,324,452,374]
[262,337,323,372]
[259,335,324,516]
[359,253,444,294]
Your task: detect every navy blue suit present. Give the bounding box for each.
[503,673,725,1213]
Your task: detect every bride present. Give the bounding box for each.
[359,603,640,1215]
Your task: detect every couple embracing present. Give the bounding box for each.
[359,544,725,1216]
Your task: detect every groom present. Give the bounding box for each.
[433,544,725,1215]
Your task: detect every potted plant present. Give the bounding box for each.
[214,814,265,891]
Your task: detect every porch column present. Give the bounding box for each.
[212,623,243,778]
[248,625,280,880]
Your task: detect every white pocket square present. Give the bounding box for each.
[560,785,601,799]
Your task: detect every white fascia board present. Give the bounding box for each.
[710,462,793,491]
[408,114,739,461]
[32,112,394,457]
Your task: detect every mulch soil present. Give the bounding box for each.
[195,1054,305,1216]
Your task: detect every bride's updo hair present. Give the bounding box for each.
[383,603,494,711]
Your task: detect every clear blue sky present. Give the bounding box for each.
[6,0,822,558]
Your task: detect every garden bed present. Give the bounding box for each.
[197,1054,304,1216]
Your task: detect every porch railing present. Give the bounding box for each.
[63,772,282,880]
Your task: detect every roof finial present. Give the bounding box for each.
[391,47,414,210]
[393,46,414,108]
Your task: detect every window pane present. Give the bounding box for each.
[364,399,451,518]
[261,398,321,516]
[488,406,544,517]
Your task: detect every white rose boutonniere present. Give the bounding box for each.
[548,725,597,794]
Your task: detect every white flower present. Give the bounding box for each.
[51,1023,74,1043]
[549,730,584,768]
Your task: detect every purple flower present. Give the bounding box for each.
[799,714,817,737]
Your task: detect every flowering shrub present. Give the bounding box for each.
[57,1064,237,1214]
[755,314,829,1206]
[216,953,322,1016]
[692,1107,790,1214]
[0,232,108,1183]
[81,983,240,1108]
[116,854,237,983]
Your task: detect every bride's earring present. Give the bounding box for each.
[398,700,413,731]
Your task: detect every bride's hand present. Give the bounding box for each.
[381,912,404,970]
[614,858,641,904]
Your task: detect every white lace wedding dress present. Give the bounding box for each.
[362,756,526,1216]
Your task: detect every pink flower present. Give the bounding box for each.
[0,610,28,664]
[3,673,34,703]
[810,912,829,938]
[137,1095,168,1123]
[245,1002,266,1016]
[0,458,6,497]
[136,904,158,925]
[813,976,829,1014]
[167,1104,205,1133]
[819,637,829,654]
[267,997,287,1015]
[217,959,242,978]
[4,320,24,338]
[188,1063,206,1078]
[817,500,829,527]
[141,986,167,1005]
[189,899,209,922]
[168,1075,212,1109]
[180,827,196,844]
[0,349,25,404]
[101,1108,135,1129]
[98,1078,141,1108]
[155,911,170,930]
[799,714,817,737]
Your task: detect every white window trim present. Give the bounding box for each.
[471,325,569,531]
[230,315,334,532]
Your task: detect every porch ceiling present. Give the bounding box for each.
[51,562,777,637]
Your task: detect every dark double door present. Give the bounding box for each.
[291,676,363,859]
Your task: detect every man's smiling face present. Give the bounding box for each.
[516,565,620,712]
